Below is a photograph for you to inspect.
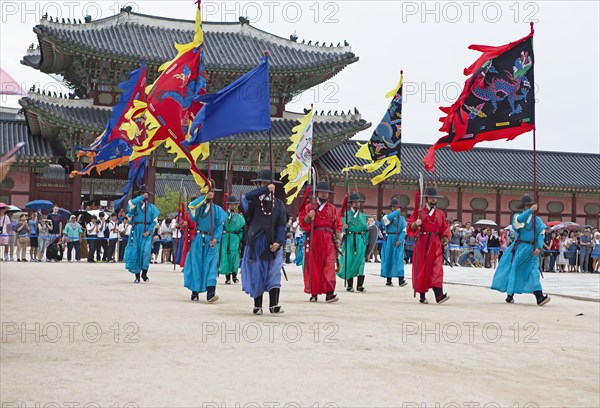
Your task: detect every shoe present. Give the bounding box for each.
[225,280,231,285]
[537,295,551,306]
[505,295,514,304]
[309,295,318,302]
[269,305,284,314]
[233,278,239,284]
[346,286,354,292]
[398,280,408,287]
[253,307,263,315]
[386,282,393,287]
[191,292,199,301]
[23,259,28,262]
[134,278,140,283]
[207,295,219,303]
[436,294,450,304]
[419,298,428,304]
[326,294,339,303]
[357,287,366,292]
[142,276,149,282]
[17,259,21,262]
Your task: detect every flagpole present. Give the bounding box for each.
[395,70,404,244]
[344,160,349,288]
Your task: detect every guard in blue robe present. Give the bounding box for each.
[240,170,287,315]
[183,184,227,303]
[380,198,408,287]
[491,194,550,305]
[124,186,161,283]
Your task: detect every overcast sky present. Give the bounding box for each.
[1,0,598,154]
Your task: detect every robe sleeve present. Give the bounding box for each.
[298,203,312,232]
[406,208,420,236]
[516,208,533,224]
[245,186,269,202]
[535,217,546,249]
[398,216,408,241]
[275,200,287,246]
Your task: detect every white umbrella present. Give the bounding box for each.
[475,219,498,227]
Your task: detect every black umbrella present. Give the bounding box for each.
[72,210,92,223]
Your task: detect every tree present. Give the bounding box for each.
[154,186,181,216]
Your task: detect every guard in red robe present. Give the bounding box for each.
[178,203,196,269]
[407,187,450,304]
[299,181,342,303]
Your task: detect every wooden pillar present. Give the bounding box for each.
[71,163,82,210]
[571,192,577,222]
[29,168,36,201]
[457,188,463,221]
[495,189,501,226]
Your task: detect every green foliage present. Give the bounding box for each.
[154,186,181,217]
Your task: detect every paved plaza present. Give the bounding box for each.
[1,261,599,407]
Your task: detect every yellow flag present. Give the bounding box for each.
[280,107,314,204]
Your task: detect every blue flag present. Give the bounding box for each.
[187,56,271,144]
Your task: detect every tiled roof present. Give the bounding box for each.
[0,119,55,161]
[19,96,370,145]
[155,177,202,198]
[25,12,358,73]
[319,141,600,192]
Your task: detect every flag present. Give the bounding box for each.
[344,73,404,185]
[113,157,146,211]
[69,63,147,178]
[280,106,314,204]
[129,4,211,190]
[186,55,272,144]
[423,26,535,172]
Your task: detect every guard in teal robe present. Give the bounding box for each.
[124,186,161,283]
[337,193,368,292]
[220,195,245,284]
[183,188,227,303]
[380,198,408,286]
[491,194,550,305]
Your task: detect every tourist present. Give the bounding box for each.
[46,205,63,240]
[15,213,30,262]
[578,228,593,273]
[556,231,569,272]
[96,212,108,262]
[488,229,500,269]
[37,216,51,262]
[28,212,39,262]
[106,213,119,263]
[449,223,462,266]
[159,216,175,264]
[0,206,11,261]
[86,215,99,263]
[63,215,83,262]
[118,217,131,262]
[591,232,600,273]
[566,231,578,272]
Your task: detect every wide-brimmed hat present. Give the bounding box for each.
[135,185,154,196]
[315,181,334,193]
[519,194,534,208]
[227,195,240,204]
[207,179,222,192]
[251,169,283,184]
[390,197,400,208]
[348,192,365,203]
[423,187,443,199]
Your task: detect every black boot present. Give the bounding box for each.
[433,286,449,304]
[346,277,354,292]
[232,272,239,284]
[398,277,407,287]
[269,288,284,314]
[225,274,231,284]
[141,269,149,282]
[419,292,428,304]
[191,291,199,301]
[386,277,393,286]
[134,273,140,283]
[505,294,514,303]
[253,294,263,314]
[357,275,366,292]
[325,291,339,303]
[534,290,551,306]
[207,286,219,303]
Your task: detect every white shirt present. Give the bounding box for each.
[292,221,303,238]
[118,224,131,238]
[87,222,99,235]
[97,218,106,238]
[108,221,119,239]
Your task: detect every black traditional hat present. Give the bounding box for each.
[390,197,400,208]
[251,169,283,184]
[207,178,222,192]
[135,185,154,196]
[519,194,534,208]
[348,192,365,203]
[227,195,240,204]
[423,187,443,199]
[315,181,334,193]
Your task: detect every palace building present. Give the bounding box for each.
[1,9,598,227]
